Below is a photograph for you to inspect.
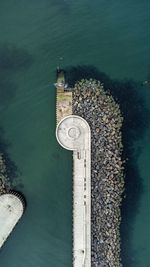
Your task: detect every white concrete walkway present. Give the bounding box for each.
[0,193,24,248]
[56,115,91,267]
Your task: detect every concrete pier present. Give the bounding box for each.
[56,115,91,267]
[0,192,25,248]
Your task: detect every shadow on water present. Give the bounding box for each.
[0,43,33,71]
[0,43,33,106]
[0,77,17,106]
[65,65,150,267]
[0,43,33,188]
[0,127,18,182]
[48,0,71,14]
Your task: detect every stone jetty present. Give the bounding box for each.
[72,79,124,267]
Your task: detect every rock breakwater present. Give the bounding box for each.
[0,153,11,195]
[72,79,124,267]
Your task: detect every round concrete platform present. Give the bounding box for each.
[0,192,25,248]
[56,115,90,151]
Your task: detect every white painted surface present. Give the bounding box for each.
[56,115,91,267]
[0,193,24,248]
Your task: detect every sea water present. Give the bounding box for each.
[0,1,150,266]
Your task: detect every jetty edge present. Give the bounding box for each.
[0,152,26,249]
[55,69,124,267]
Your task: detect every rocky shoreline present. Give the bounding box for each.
[0,152,11,195]
[72,79,124,267]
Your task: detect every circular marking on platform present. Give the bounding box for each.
[68,126,81,140]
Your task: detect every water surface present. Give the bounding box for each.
[0,1,150,266]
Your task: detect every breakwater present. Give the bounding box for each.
[72,79,124,267]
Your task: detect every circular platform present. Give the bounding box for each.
[56,115,90,151]
[0,192,25,248]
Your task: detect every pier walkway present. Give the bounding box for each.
[56,115,91,267]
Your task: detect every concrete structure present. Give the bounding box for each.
[56,115,91,267]
[0,192,25,248]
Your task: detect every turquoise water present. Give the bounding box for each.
[0,1,150,266]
